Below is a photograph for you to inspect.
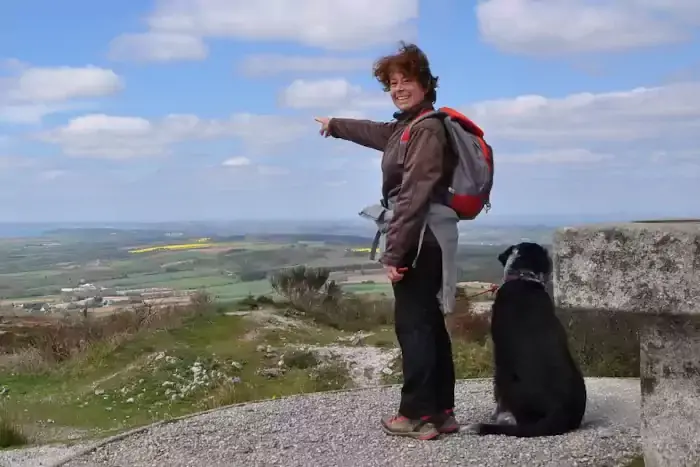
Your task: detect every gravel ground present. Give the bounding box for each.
[11,378,641,467]
[0,443,92,467]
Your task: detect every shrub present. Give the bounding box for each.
[206,381,256,409]
[189,289,214,314]
[269,265,330,307]
[624,456,645,467]
[283,350,319,369]
[310,361,351,392]
[304,294,394,332]
[0,347,50,374]
[452,340,493,378]
[557,308,640,377]
[447,295,490,344]
[269,265,393,332]
[0,409,27,448]
[235,294,276,311]
[14,304,210,366]
[445,304,641,378]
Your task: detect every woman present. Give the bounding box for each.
[315,43,458,440]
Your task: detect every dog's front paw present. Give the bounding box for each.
[495,411,516,425]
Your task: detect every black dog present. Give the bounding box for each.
[473,242,587,437]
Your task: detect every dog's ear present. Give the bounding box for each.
[533,246,552,275]
[498,245,514,266]
[542,248,553,275]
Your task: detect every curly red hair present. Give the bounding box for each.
[372,42,439,103]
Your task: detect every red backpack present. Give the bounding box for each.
[399,107,494,220]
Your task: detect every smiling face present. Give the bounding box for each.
[389,71,427,111]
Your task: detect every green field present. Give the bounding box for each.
[0,231,384,305]
[0,228,513,308]
[205,280,276,301]
[342,282,392,295]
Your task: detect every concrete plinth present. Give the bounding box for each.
[553,221,700,467]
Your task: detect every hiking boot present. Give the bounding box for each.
[380,414,440,440]
[436,409,460,434]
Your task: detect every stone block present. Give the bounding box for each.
[553,221,700,315]
[553,220,700,467]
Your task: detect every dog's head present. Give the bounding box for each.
[497,242,552,277]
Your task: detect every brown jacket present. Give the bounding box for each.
[328,102,456,267]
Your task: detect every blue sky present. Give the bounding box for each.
[0,0,699,223]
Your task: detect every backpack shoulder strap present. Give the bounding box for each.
[437,106,485,137]
[398,109,440,163]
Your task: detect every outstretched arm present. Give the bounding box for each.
[327,118,398,152]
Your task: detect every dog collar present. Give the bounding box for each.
[503,269,546,285]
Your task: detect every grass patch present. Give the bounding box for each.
[0,303,359,440]
[624,455,645,467]
[310,361,352,392]
[341,283,392,295]
[453,340,493,378]
[206,280,275,301]
[363,327,397,348]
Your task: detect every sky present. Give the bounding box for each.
[0,0,699,223]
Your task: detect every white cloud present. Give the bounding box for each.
[499,149,614,165]
[451,80,700,174]
[280,78,390,110]
[476,0,700,56]
[239,55,371,76]
[467,81,700,145]
[111,0,418,62]
[37,170,68,181]
[256,165,289,176]
[108,32,208,62]
[324,180,348,187]
[0,65,122,124]
[0,155,36,170]
[38,113,307,160]
[6,66,122,102]
[271,77,700,170]
[222,157,251,167]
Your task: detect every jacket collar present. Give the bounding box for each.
[393,100,435,122]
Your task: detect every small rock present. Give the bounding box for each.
[350,336,365,346]
[258,368,285,379]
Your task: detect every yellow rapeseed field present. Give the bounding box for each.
[128,242,214,254]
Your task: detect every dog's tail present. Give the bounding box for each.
[476,411,575,438]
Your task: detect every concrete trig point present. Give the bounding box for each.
[553,220,700,467]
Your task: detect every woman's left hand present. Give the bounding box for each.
[386,266,407,282]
